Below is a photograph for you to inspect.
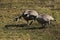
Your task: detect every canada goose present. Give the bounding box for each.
[15,10,39,25]
[36,14,56,27]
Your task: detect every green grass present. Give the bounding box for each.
[0,0,60,40]
[0,8,60,40]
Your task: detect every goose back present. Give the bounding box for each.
[23,10,38,18]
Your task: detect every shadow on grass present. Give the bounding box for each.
[5,23,28,27]
[4,23,46,30]
[22,27,46,30]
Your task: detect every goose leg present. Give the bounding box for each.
[29,21,33,25]
[29,17,36,25]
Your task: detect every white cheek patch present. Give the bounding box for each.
[26,15,29,17]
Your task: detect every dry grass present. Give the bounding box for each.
[0,0,60,40]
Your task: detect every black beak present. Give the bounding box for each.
[15,17,18,21]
